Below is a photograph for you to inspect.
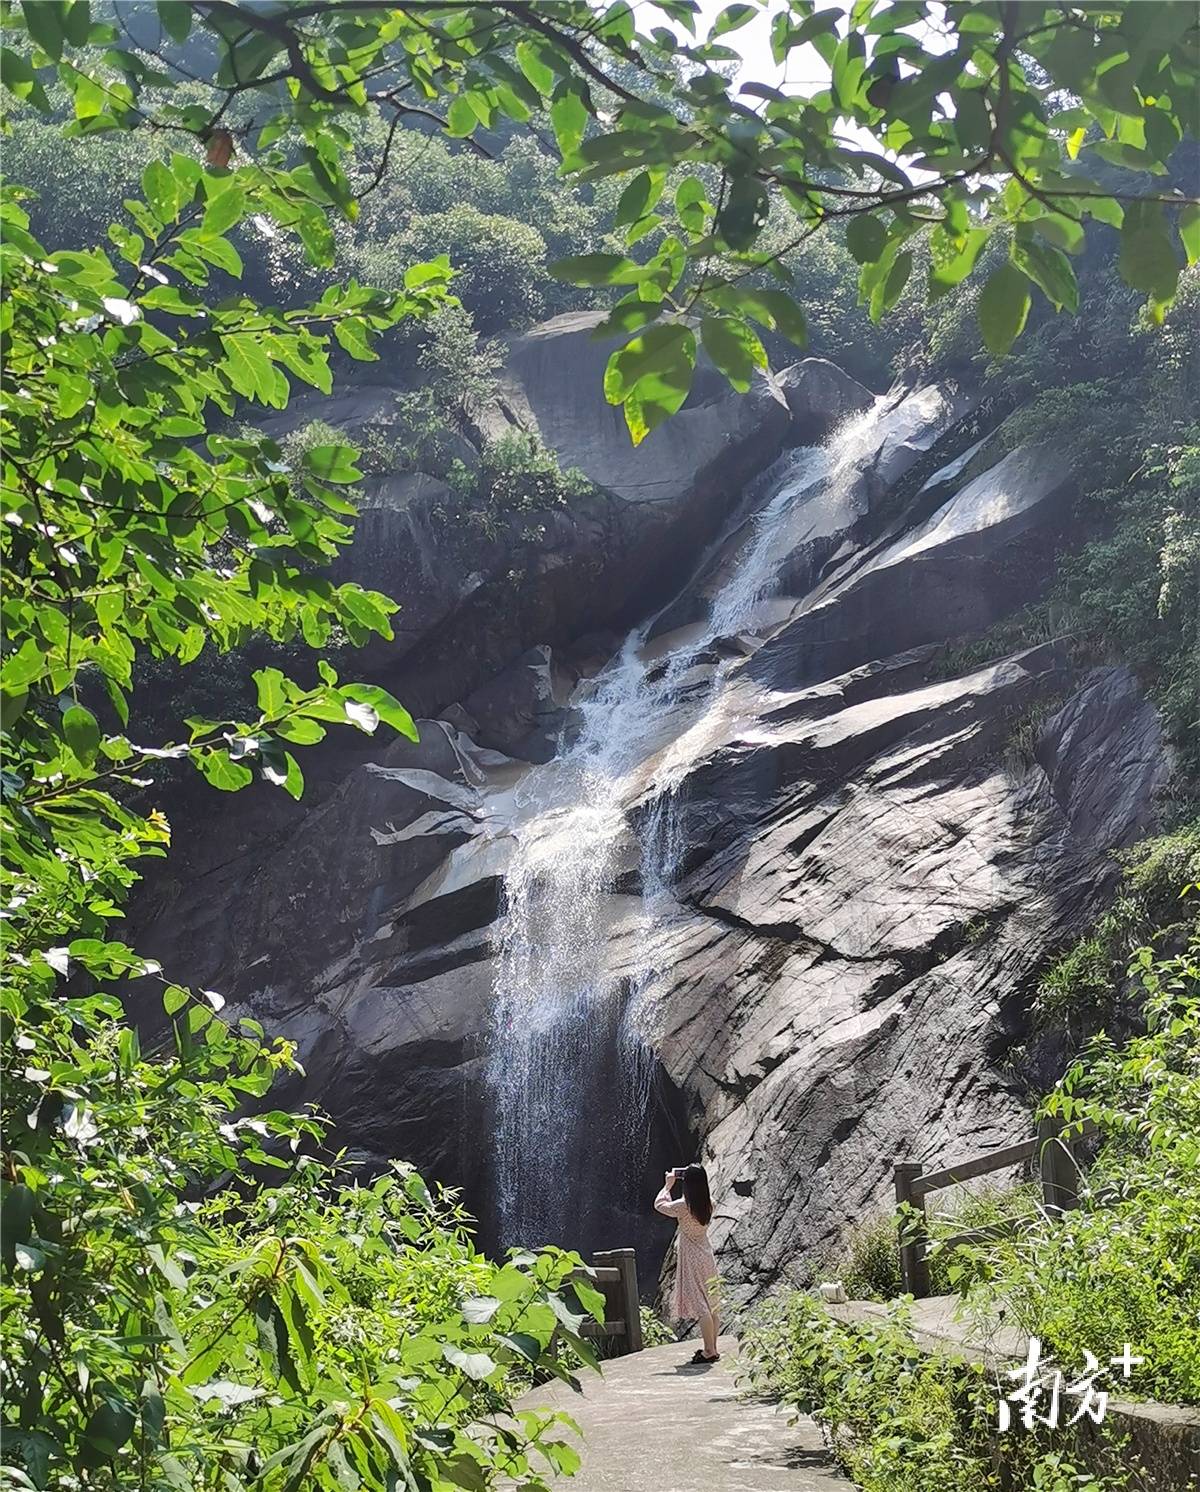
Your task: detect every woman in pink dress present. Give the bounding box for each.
[654,1163,720,1363]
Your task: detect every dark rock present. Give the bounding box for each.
[479,311,791,507]
[1035,667,1170,846]
[461,645,566,763]
[135,356,1171,1308]
[777,357,874,442]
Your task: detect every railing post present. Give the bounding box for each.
[894,1163,931,1299]
[595,1247,642,1354]
[1038,1116,1080,1218]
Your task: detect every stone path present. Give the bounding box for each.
[521,1338,854,1491]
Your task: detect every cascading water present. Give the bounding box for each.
[487,397,892,1249]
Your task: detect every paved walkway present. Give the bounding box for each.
[521,1338,854,1491]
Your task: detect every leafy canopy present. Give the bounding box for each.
[1,2,1198,1487]
[0,6,606,1491]
[5,1,1196,440]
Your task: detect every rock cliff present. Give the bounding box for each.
[135,315,1171,1306]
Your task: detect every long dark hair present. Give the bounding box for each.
[682,1164,712,1226]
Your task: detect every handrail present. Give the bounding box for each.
[915,1138,1037,1196]
[894,1118,1098,1298]
[575,1248,643,1354]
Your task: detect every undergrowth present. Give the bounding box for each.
[739,1295,1136,1492]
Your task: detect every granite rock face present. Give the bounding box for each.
[136,325,1170,1305]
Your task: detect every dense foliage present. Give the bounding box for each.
[2,3,1199,1488]
[742,927,1200,1488]
[951,911,1200,1407]
[0,128,600,1492]
[4,2,1197,443]
[739,1293,1134,1492]
[1,995,600,1487]
[1032,823,1200,1041]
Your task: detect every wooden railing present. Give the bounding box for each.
[575,1247,643,1355]
[894,1117,1096,1298]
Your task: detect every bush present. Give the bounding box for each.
[449,431,592,540]
[639,1305,677,1348]
[1033,824,1200,1038]
[956,923,1200,1407]
[739,1293,1132,1492]
[0,982,599,1488]
[822,1183,1042,1304]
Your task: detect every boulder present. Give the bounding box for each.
[460,645,567,763]
[478,311,792,507]
[777,357,874,442]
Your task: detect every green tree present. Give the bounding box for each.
[2,3,1199,1485]
[7,2,1191,440]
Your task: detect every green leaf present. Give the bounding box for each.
[157,0,191,42]
[978,261,1032,356]
[198,750,254,791]
[2,639,48,692]
[141,160,179,224]
[549,253,645,287]
[81,1401,136,1465]
[615,171,663,229]
[1,48,51,110]
[675,176,710,234]
[928,227,988,300]
[845,214,888,265]
[263,751,304,800]
[1013,237,1079,312]
[201,182,246,237]
[334,317,377,361]
[717,176,769,251]
[446,96,477,137]
[515,39,555,96]
[550,86,588,157]
[254,1292,299,1390]
[1119,204,1181,303]
[700,314,767,393]
[303,444,362,483]
[63,704,101,767]
[711,3,757,37]
[22,0,66,61]
[340,684,419,741]
[254,667,288,715]
[870,249,912,322]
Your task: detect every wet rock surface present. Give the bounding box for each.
[136,325,1171,1304]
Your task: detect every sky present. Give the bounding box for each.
[650,0,826,91]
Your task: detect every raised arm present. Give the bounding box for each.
[654,1170,686,1217]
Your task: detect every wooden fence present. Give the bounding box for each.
[894,1117,1096,1298]
[575,1247,643,1355]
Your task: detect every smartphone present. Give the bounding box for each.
[673,1166,688,1180]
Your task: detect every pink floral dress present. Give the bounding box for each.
[654,1185,718,1320]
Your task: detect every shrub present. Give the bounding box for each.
[639,1305,678,1348]
[957,923,1200,1407]
[822,1183,1042,1304]
[739,1293,1131,1492]
[449,431,592,540]
[0,981,599,1488]
[1033,825,1200,1038]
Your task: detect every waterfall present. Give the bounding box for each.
[487,398,890,1248]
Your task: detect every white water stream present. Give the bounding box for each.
[487,398,893,1246]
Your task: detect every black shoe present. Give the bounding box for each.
[689,1349,720,1364]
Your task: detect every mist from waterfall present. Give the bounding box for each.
[487,397,890,1248]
